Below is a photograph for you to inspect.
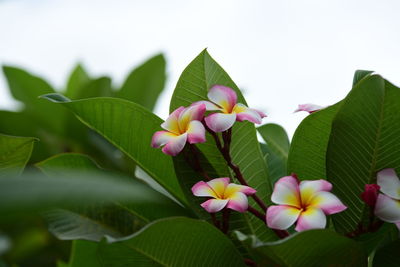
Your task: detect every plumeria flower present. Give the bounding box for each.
[191,177,256,213]
[194,85,266,132]
[294,103,324,114]
[266,175,347,232]
[151,104,206,156]
[374,168,400,230]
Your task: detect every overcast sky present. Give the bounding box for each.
[1,0,400,137]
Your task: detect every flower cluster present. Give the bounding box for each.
[151,85,350,235]
[151,85,266,156]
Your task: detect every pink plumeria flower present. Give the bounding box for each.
[374,169,400,230]
[191,177,256,213]
[266,175,347,232]
[151,104,206,156]
[195,85,266,132]
[294,103,324,114]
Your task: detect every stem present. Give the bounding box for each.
[222,208,231,234]
[206,126,268,211]
[184,144,211,181]
[244,258,257,266]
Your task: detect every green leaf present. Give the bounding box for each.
[373,239,400,267]
[40,94,187,205]
[65,64,91,99]
[287,102,342,180]
[326,75,400,233]
[0,134,36,177]
[68,240,101,267]
[0,170,177,219]
[98,217,245,267]
[353,70,374,86]
[239,230,367,267]
[36,153,190,241]
[116,54,166,111]
[258,123,289,184]
[169,50,275,241]
[2,66,66,135]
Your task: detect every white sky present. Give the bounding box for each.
[1,0,400,137]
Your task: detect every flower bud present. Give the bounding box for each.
[361,184,380,207]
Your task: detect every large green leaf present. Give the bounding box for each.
[67,240,101,267]
[2,66,66,135]
[36,153,190,241]
[326,75,400,233]
[98,217,245,267]
[40,94,187,205]
[373,239,400,267]
[287,102,341,180]
[169,50,275,241]
[0,170,174,219]
[0,134,36,177]
[258,123,289,184]
[116,54,166,111]
[238,229,367,267]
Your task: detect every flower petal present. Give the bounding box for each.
[161,133,187,156]
[151,131,177,148]
[299,179,332,206]
[375,194,400,223]
[271,175,301,208]
[205,112,237,132]
[224,183,257,198]
[227,192,249,212]
[178,104,206,132]
[295,207,326,232]
[396,222,400,230]
[161,106,185,134]
[233,103,263,124]
[192,100,221,111]
[191,181,217,198]
[294,103,323,114]
[308,191,347,215]
[208,85,237,112]
[266,205,301,230]
[201,199,228,213]
[187,120,206,144]
[377,168,400,200]
[207,177,230,198]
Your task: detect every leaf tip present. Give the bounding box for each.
[40,93,71,103]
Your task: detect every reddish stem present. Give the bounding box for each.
[222,208,231,234]
[206,126,268,211]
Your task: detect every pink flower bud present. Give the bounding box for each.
[361,184,380,207]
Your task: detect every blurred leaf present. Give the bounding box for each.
[36,153,190,241]
[2,66,66,135]
[238,230,367,267]
[0,134,36,177]
[67,240,100,267]
[287,102,341,180]
[353,70,374,86]
[373,239,400,267]
[65,64,91,99]
[41,94,187,205]
[169,49,276,241]
[258,123,289,184]
[98,217,245,267]
[0,170,176,219]
[116,54,166,111]
[327,75,400,233]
